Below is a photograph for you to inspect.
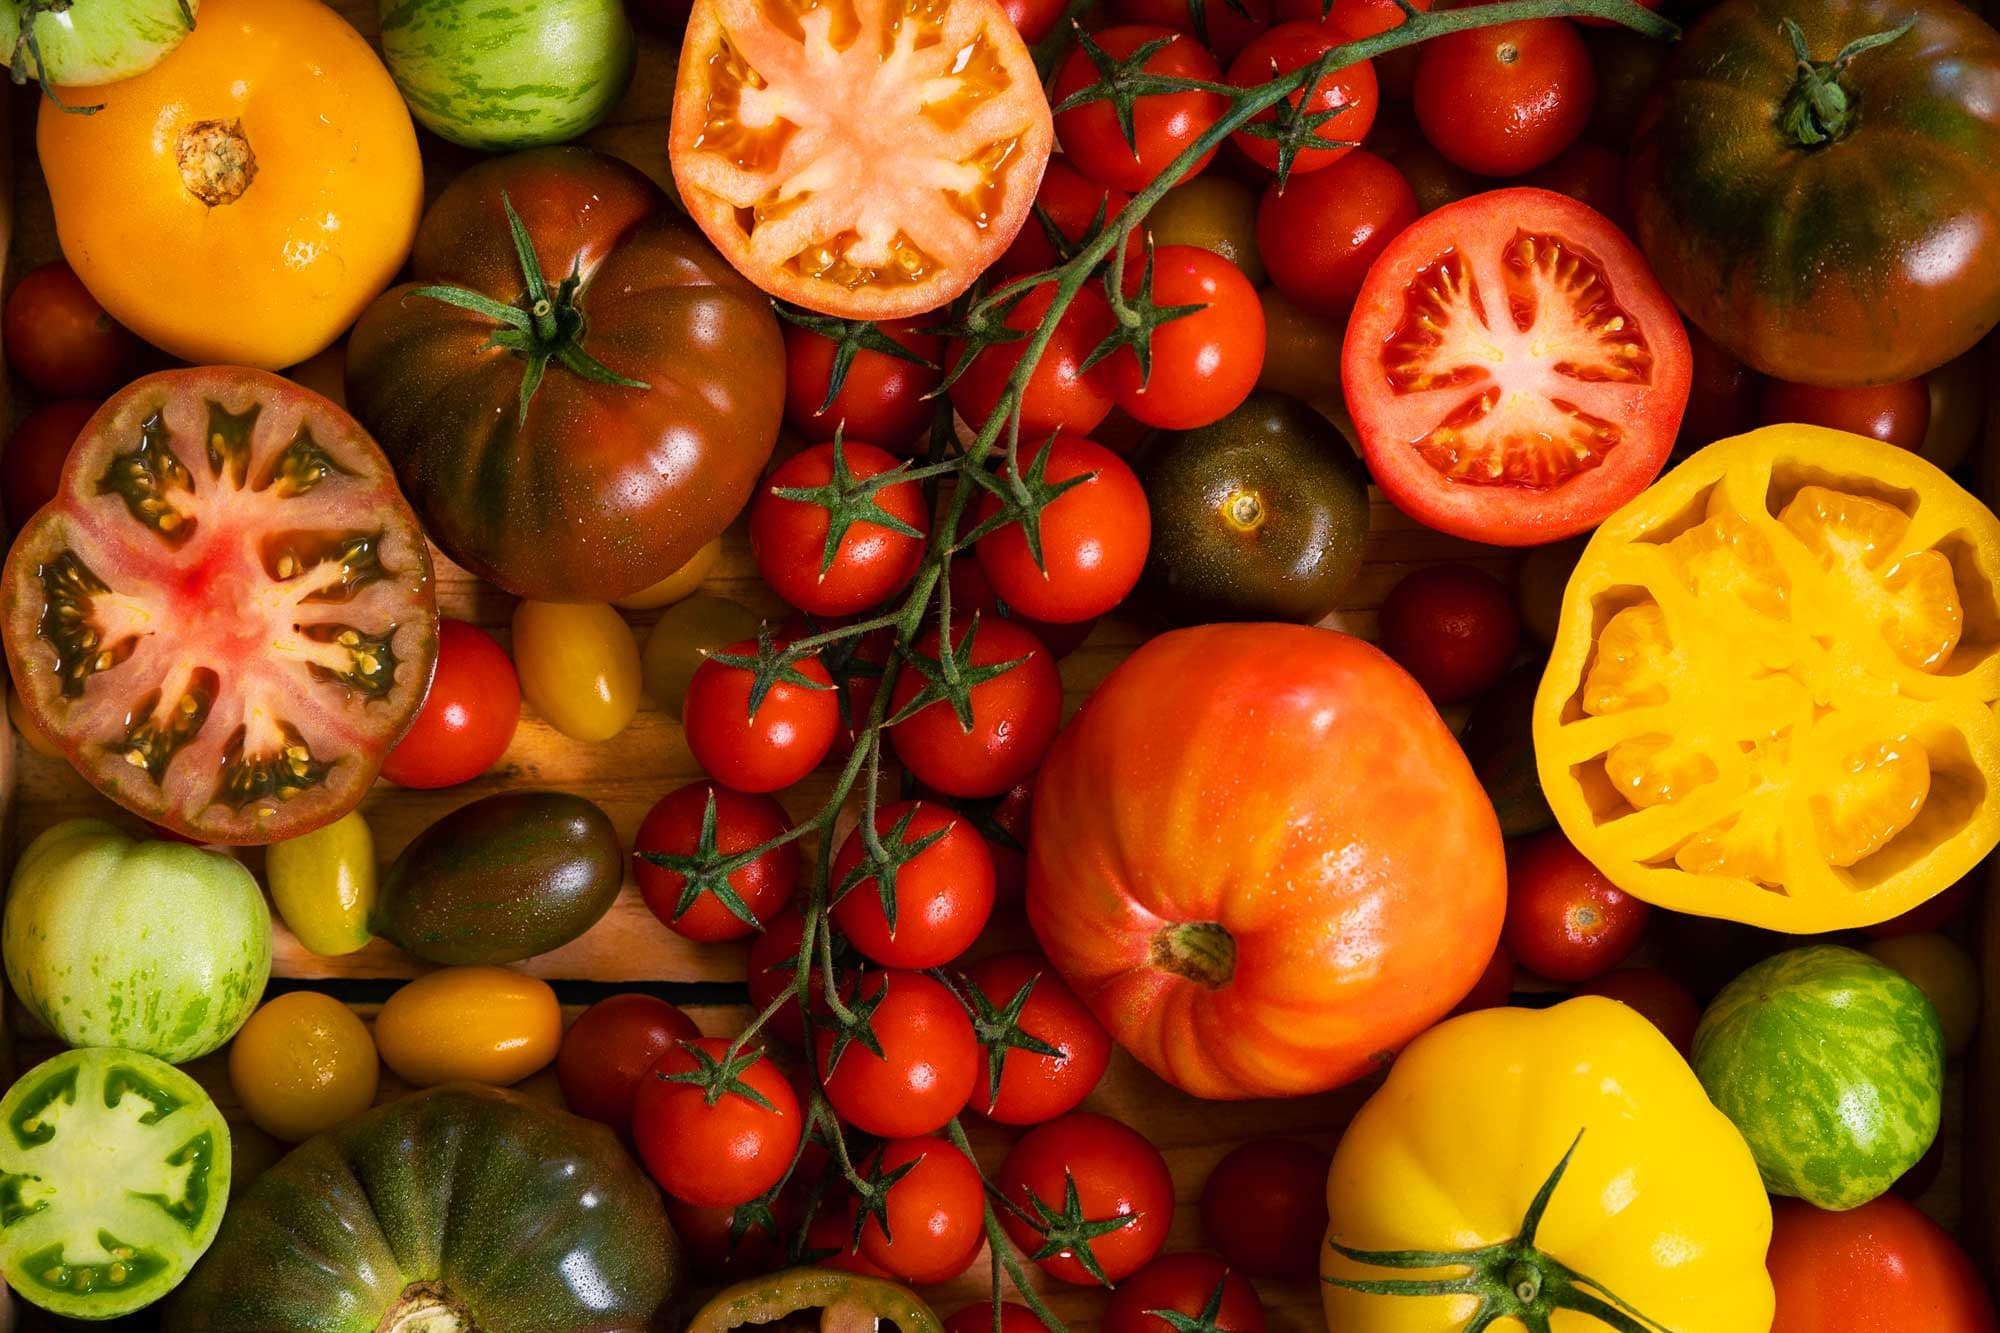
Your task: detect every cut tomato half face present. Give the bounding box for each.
[1534,427,2000,933]
[1,369,437,845]
[1342,188,1691,546]
[669,0,1055,319]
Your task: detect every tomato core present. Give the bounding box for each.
[1152,920,1236,988]
[1224,489,1265,532]
[176,120,257,208]
[381,1283,474,1332]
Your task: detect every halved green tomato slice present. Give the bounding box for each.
[1534,426,2000,932]
[689,1268,944,1332]
[0,1047,231,1320]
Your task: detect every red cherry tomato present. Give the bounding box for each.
[1110,246,1266,431]
[816,970,980,1138]
[996,162,1133,280]
[962,951,1113,1124]
[633,1038,802,1208]
[556,994,702,1128]
[1377,565,1521,705]
[1414,20,1595,177]
[1503,830,1649,983]
[831,799,996,968]
[4,399,97,530]
[1104,1252,1267,1333]
[750,441,929,617]
[807,1195,892,1276]
[1112,0,1273,62]
[1227,22,1379,177]
[889,617,1064,798]
[1450,942,1517,1016]
[747,909,813,1045]
[634,781,802,943]
[684,641,841,793]
[3,261,140,398]
[944,1304,1053,1333]
[1257,149,1420,319]
[996,1112,1175,1285]
[1052,27,1229,194]
[379,620,520,789]
[950,282,1118,441]
[948,558,1097,660]
[783,318,942,452]
[1576,966,1700,1056]
[858,1136,987,1284]
[974,434,1151,624]
[1198,1139,1332,1280]
[1274,0,1429,36]
[1758,377,1931,451]
[1768,1195,1998,1333]
[999,0,1067,41]
[927,776,1036,904]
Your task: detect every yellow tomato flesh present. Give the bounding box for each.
[512,602,643,743]
[374,966,562,1088]
[228,991,379,1142]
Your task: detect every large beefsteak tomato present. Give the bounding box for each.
[1027,623,1506,1099]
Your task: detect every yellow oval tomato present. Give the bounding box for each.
[641,594,762,721]
[265,810,377,957]
[227,991,379,1142]
[512,601,643,743]
[1869,932,1981,1056]
[375,965,561,1088]
[614,538,723,611]
[37,0,421,369]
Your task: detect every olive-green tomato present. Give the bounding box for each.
[643,593,764,719]
[266,809,377,957]
[1146,176,1265,285]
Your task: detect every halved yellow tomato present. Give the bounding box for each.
[668,0,1054,318]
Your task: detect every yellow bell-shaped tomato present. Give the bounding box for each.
[1323,997,1773,1333]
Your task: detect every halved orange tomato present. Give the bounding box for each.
[669,0,1055,319]
[1342,188,1691,545]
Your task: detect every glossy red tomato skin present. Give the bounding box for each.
[1414,20,1595,177]
[1577,966,1701,1055]
[783,319,942,452]
[951,283,1118,441]
[1768,1196,1999,1333]
[3,261,139,398]
[1503,829,1650,983]
[1376,565,1521,705]
[889,618,1063,799]
[1757,377,1931,451]
[974,435,1151,625]
[634,781,802,942]
[963,951,1114,1124]
[1450,941,1517,1016]
[1198,1139,1331,1279]
[997,1112,1176,1285]
[3,399,97,531]
[999,0,1067,42]
[1257,150,1420,320]
[948,559,1098,660]
[1105,1252,1267,1333]
[633,1038,803,1208]
[1227,22,1379,176]
[1112,0,1273,62]
[858,1136,987,1284]
[380,620,521,789]
[1053,27,1229,194]
[1109,247,1266,431]
[831,799,996,968]
[816,970,980,1138]
[556,994,703,1128]
[996,162,1133,279]
[683,642,840,793]
[750,441,929,617]
[944,1304,1052,1333]
[1275,0,1428,35]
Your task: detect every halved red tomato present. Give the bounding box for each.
[669,0,1055,319]
[1341,188,1691,545]
[1,369,437,844]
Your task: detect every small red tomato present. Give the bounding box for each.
[380,620,521,789]
[858,1136,987,1284]
[1523,141,1631,231]
[1000,0,1067,41]
[944,1304,1053,1333]
[1227,22,1379,177]
[750,441,929,617]
[1681,324,1762,450]
[980,781,1036,903]
[1414,20,1595,177]
[747,909,813,1045]
[831,799,996,968]
[782,614,895,750]
[817,970,980,1139]
[1577,966,1700,1055]
[949,556,1097,660]
[996,162,1133,280]
[633,1038,802,1208]
[962,951,1113,1124]
[684,641,841,793]
[889,617,1063,799]
[1053,26,1229,194]
[1866,880,1974,940]
[4,399,97,530]
[634,781,802,943]
[974,435,1151,624]
[556,994,702,1128]
[950,282,1118,441]
[1110,246,1266,431]
[1377,565,1521,705]
[1112,0,1273,62]
[1758,377,1931,451]
[1768,1195,1998,1333]
[807,1195,892,1276]
[1199,1139,1332,1280]
[668,1196,788,1283]
[1257,149,1420,319]
[1104,1252,1267,1333]
[783,318,942,452]
[3,261,139,398]
[997,1112,1175,1285]
[1451,942,1516,1016]
[1503,830,1649,983]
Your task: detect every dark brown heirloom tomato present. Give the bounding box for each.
[0,369,436,845]
[1629,0,2000,386]
[346,147,783,602]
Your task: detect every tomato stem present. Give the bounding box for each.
[1779,15,1915,147]
[1151,921,1237,988]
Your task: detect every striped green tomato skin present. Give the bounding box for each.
[378,0,636,151]
[0,0,198,86]
[1693,944,1944,1211]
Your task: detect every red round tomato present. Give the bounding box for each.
[748,908,813,1045]
[1758,377,1931,451]
[783,318,943,452]
[4,399,96,531]
[633,1037,803,1208]
[1341,189,1691,546]
[1274,0,1428,34]
[999,0,1066,41]
[1576,966,1700,1055]
[1053,27,1229,194]
[1523,141,1631,231]
[1227,22,1378,176]
[857,1136,986,1284]
[1,369,438,844]
[928,774,1037,905]
[816,969,979,1138]
[973,435,1150,625]
[1768,1195,1998,1333]
[831,798,996,968]
[888,616,1062,798]
[1503,829,1649,982]
[380,619,520,789]
[1199,1139,1331,1280]
[683,641,840,793]
[556,993,703,1128]
[1104,1252,1266,1333]
[950,283,1118,441]
[1413,19,1594,177]
[1376,564,1521,705]
[995,162,1132,280]
[1112,0,1272,62]
[962,951,1113,1124]
[996,1112,1175,1285]
[3,261,140,398]
[1257,149,1419,320]
[948,558,1098,660]
[750,441,929,617]
[944,1304,1052,1333]
[635,781,802,942]
[1109,246,1266,430]
[1450,941,1516,1016]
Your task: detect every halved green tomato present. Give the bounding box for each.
[0,368,437,845]
[689,1268,944,1333]
[0,1047,231,1320]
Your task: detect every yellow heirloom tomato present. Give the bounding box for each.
[1535,427,2000,932]
[1323,998,1773,1333]
[228,991,379,1142]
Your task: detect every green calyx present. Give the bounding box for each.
[1778,16,1915,148]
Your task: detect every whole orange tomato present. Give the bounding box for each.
[1027,623,1506,1099]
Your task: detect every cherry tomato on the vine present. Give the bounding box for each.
[996,162,1132,279]
[3,261,140,398]
[1414,19,1595,177]
[950,282,1118,441]
[632,1038,802,1208]
[1053,26,1230,194]
[747,909,817,1046]
[669,1195,789,1283]
[781,614,896,748]
[807,1196,892,1276]
[949,558,1098,660]
[1576,966,1700,1056]
[750,441,929,617]
[684,641,840,793]
[858,1136,987,1284]
[1758,378,1931,452]
[1504,829,1649,983]
[996,1112,1175,1285]
[928,774,1037,903]
[974,434,1151,624]
[1110,246,1266,431]
[1768,1195,1998,1333]
[831,799,996,968]
[1199,1139,1331,1279]
[1377,565,1521,705]
[634,781,802,943]
[1112,0,1273,62]
[1257,149,1420,319]
[888,617,1063,798]
[1227,22,1379,177]
[556,994,702,1129]
[3,399,96,530]
[816,970,980,1138]
[783,318,943,452]
[381,619,520,789]
[961,951,1113,1124]
[1104,1252,1267,1333]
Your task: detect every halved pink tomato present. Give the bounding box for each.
[669,0,1055,319]
[1341,188,1691,545]
[1,369,437,844]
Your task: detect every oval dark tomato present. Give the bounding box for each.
[888,616,1063,798]
[4,399,97,531]
[683,640,840,793]
[749,441,929,617]
[3,261,140,399]
[633,1038,802,1208]
[950,282,1118,441]
[974,434,1151,624]
[1227,21,1378,177]
[1414,19,1595,177]
[556,993,703,1128]
[1757,377,1930,451]
[996,1112,1175,1285]
[634,781,802,942]
[857,1136,986,1284]
[1112,0,1273,62]
[1258,149,1420,320]
[995,162,1132,280]
[381,619,520,789]
[1768,1195,1998,1333]
[1200,1140,1331,1280]
[1104,1252,1266,1333]
[1147,177,1266,286]
[1341,188,1691,546]
[831,799,996,969]
[783,317,943,452]
[1110,246,1266,431]
[816,970,980,1139]
[1376,564,1521,705]
[962,951,1114,1124]
[1053,26,1229,194]
[1503,829,1649,983]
